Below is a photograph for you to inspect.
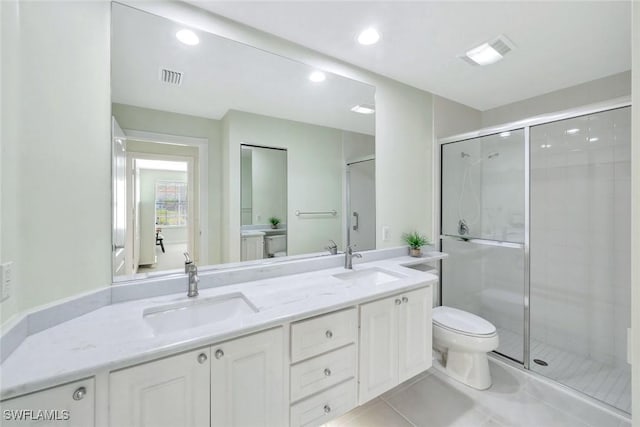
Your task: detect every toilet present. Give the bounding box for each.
[432,306,499,390]
[264,234,287,258]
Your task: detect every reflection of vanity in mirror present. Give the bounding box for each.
[111,3,376,281]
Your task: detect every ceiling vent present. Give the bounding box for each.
[159,68,183,86]
[460,34,515,66]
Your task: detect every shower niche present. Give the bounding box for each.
[439,105,631,414]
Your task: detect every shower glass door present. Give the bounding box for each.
[440,129,526,363]
[529,107,631,413]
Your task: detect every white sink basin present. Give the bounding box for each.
[332,267,406,285]
[144,293,258,335]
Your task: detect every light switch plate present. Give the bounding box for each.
[1,261,13,301]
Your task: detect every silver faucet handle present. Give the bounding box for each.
[328,239,337,248]
[184,252,193,264]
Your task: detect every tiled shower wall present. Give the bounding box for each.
[529,107,631,367]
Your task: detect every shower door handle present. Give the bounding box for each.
[352,212,359,231]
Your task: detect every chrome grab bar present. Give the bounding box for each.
[295,210,337,216]
[352,212,359,231]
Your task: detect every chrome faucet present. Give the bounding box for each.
[344,245,362,269]
[326,239,338,255]
[184,252,199,298]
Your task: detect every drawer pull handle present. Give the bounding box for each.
[215,349,224,359]
[197,353,208,364]
[324,368,332,377]
[402,296,408,303]
[325,330,333,339]
[395,298,402,305]
[324,404,331,414]
[72,387,86,401]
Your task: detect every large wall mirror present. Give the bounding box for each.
[111,3,375,281]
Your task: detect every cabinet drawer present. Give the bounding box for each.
[291,308,357,362]
[290,379,357,427]
[291,344,356,402]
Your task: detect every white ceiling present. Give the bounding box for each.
[187,1,631,111]
[112,3,375,135]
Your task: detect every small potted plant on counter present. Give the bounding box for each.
[403,231,430,257]
[269,216,281,229]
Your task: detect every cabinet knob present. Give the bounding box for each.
[324,368,332,377]
[72,386,86,401]
[395,298,402,305]
[324,404,331,414]
[197,353,208,364]
[215,349,224,359]
[402,296,408,303]
[325,330,333,339]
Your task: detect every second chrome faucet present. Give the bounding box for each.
[344,245,362,269]
[184,252,199,297]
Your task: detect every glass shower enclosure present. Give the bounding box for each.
[439,104,631,414]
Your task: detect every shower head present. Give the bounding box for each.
[487,152,500,159]
[461,152,471,158]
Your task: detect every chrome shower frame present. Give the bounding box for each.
[434,96,631,370]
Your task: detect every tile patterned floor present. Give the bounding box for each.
[324,358,631,427]
[497,327,631,414]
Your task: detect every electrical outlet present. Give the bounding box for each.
[1,262,13,301]
[382,226,390,242]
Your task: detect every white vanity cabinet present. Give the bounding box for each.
[108,327,285,427]
[0,378,95,427]
[358,287,432,404]
[210,327,285,427]
[109,348,211,427]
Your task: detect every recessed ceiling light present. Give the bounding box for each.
[499,131,511,138]
[566,128,580,135]
[357,28,380,45]
[351,104,375,114]
[309,71,326,82]
[589,137,599,142]
[176,29,199,46]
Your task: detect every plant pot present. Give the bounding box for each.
[409,248,422,257]
[271,224,278,229]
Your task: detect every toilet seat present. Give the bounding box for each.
[433,306,497,338]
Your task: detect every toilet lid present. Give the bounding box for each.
[433,306,496,336]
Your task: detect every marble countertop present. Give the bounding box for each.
[0,255,439,400]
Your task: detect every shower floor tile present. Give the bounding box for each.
[497,327,631,414]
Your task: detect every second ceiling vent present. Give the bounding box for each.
[159,68,183,86]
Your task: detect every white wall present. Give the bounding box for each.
[223,110,343,261]
[1,1,111,326]
[433,95,482,139]
[482,71,631,128]
[630,0,639,421]
[342,131,374,164]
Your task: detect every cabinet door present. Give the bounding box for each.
[398,287,433,383]
[358,296,399,404]
[241,235,264,261]
[211,327,285,427]
[1,379,94,427]
[109,348,210,427]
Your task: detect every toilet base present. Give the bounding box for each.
[440,348,492,390]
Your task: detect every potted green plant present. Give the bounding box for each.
[268,216,281,229]
[402,231,430,257]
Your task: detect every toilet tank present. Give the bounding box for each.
[265,234,286,257]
